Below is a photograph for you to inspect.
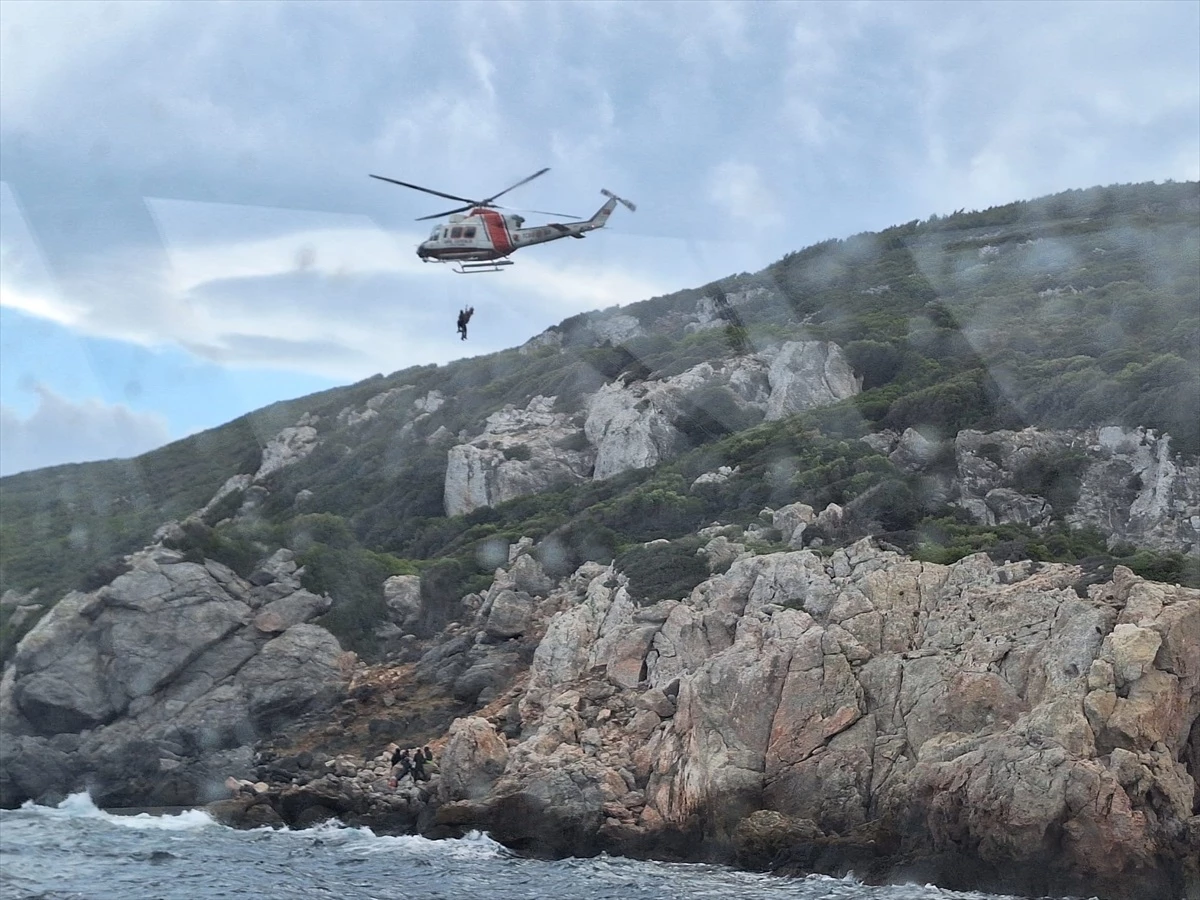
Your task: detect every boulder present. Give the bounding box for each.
[763,341,860,421]
[0,548,350,808]
[444,396,594,516]
[438,717,509,802]
[484,590,534,639]
[383,575,423,632]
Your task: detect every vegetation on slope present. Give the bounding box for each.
[2,181,1196,663]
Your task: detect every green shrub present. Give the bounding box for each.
[1011,451,1091,518]
[615,539,710,604]
[304,545,414,658]
[844,340,904,389]
[503,444,533,462]
[164,520,267,577]
[535,521,619,576]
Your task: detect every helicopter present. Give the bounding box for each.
[369,167,635,273]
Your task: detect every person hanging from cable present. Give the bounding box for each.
[456,306,475,340]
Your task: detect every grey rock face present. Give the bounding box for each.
[445,342,860,505]
[585,344,857,481]
[585,380,688,481]
[444,396,594,516]
[0,546,349,807]
[443,541,1197,888]
[10,558,253,733]
[686,287,775,334]
[582,356,771,483]
[255,424,319,481]
[763,342,860,421]
[524,313,645,352]
[1072,426,1200,554]
[953,426,1200,553]
[237,625,345,732]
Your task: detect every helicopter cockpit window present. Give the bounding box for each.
[429,225,441,239]
[450,226,463,239]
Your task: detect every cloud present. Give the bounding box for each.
[3,185,676,381]
[0,382,171,477]
[892,1,1200,215]
[1,0,1197,392]
[707,161,782,226]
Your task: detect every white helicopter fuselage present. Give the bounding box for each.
[416,190,632,271]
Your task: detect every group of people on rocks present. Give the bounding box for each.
[388,745,437,787]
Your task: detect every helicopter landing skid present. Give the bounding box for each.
[453,260,514,274]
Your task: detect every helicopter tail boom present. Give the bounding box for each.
[572,189,636,233]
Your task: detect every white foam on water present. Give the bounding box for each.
[242,815,510,861]
[351,827,511,860]
[18,791,218,831]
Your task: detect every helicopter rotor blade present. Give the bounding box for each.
[415,205,477,221]
[495,205,580,219]
[368,174,477,206]
[480,167,550,205]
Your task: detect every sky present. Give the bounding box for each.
[1,0,1197,477]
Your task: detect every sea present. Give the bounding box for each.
[0,793,1078,900]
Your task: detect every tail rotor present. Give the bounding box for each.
[601,189,637,212]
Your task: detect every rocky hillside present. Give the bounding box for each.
[3,521,1197,900]
[1,180,1198,899]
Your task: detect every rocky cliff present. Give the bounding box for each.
[867,424,1200,555]
[2,181,1197,900]
[0,544,348,808]
[3,525,1196,899]
[443,340,861,515]
[426,539,1197,899]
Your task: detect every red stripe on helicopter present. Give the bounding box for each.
[477,209,513,255]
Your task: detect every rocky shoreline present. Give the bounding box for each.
[152,540,1195,900]
[4,528,1198,900]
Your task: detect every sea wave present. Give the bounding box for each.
[17,792,217,832]
[307,821,512,860]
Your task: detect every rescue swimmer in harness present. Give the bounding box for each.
[457,306,474,340]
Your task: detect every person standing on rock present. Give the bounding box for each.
[390,747,412,785]
[411,747,427,782]
[421,747,438,779]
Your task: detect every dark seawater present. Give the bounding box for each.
[0,793,1075,900]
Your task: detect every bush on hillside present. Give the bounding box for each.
[615,539,710,605]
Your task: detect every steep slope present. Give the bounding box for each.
[2,180,1199,899]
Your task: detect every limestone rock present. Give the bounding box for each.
[438,717,509,802]
[0,547,349,808]
[383,575,423,632]
[763,341,860,421]
[954,426,1200,553]
[584,380,689,481]
[444,396,594,516]
[255,424,319,481]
